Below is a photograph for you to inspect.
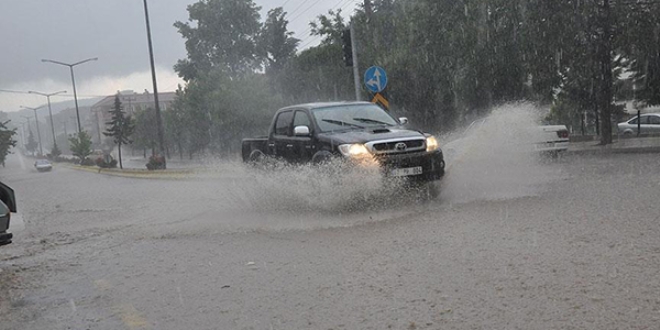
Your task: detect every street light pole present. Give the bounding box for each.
[21,106,44,156]
[28,90,66,150]
[41,57,98,134]
[143,0,166,168]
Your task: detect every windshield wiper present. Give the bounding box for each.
[322,119,364,128]
[353,117,392,126]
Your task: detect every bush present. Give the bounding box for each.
[146,155,166,170]
[95,156,117,168]
[80,158,95,166]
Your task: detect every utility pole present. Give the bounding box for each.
[350,21,361,101]
[61,120,68,137]
[599,0,613,145]
[143,0,166,168]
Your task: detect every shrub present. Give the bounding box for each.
[80,158,95,166]
[95,156,117,168]
[146,155,166,170]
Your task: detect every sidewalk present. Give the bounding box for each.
[568,136,660,155]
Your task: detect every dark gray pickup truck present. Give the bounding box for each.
[241,102,445,182]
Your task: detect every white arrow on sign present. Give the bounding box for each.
[366,70,382,91]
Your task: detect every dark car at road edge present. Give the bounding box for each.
[0,181,17,246]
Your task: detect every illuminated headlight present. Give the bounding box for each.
[338,144,370,157]
[426,136,439,152]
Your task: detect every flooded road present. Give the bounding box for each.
[2,146,660,329]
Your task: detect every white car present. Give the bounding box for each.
[442,119,570,164]
[34,159,53,172]
[533,125,570,153]
[617,113,660,135]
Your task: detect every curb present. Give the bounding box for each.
[567,146,660,156]
[58,164,195,179]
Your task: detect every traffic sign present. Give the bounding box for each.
[364,66,387,93]
[371,93,389,110]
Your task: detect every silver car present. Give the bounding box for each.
[618,113,660,135]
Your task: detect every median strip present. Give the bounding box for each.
[57,163,195,179]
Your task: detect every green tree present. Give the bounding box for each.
[49,143,62,159]
[25,129,38,156]
[103,95,135,169]
[174,0,262,81]
[258,7,299,74]
[133,107,159,158]
[68,131,93,164]
[0,121,17,166]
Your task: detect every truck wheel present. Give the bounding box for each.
[312,151,333,165]
[247,150,267,167]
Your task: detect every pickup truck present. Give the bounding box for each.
[241,102,445,182]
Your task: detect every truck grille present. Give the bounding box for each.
[367,138,426,154]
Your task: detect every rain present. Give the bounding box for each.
[1,1,660,329]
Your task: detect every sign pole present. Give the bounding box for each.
[350,22,360,101]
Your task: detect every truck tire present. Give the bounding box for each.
[312,150,333,165]
[247,149,266,167]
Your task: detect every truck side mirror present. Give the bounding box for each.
[294,125,311,136]
[399,117,409,125]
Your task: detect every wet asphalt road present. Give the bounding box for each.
[1,151,660,330]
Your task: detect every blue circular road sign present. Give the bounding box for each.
[364,66,388,93]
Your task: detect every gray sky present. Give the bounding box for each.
[0,0,358,111]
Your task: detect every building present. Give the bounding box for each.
[90,90,177,144]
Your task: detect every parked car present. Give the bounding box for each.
[34,159,53,172]
[241,101,445,182]
[0,181,17,246]
[617,113,660,135]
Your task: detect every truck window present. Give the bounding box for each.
[274,111,293,136]
[293,111,311,129]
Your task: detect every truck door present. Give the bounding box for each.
[290,110,314,163]
[271,110,293,159]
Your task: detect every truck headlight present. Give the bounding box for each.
[426,136,439,152]
[338,144,370,157]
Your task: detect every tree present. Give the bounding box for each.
[49,143,62,159]
[103,95,135,169]
[0,121,17,166]
[174,0,263,81]
[68,131,93,164]
[258,7,299,74]
[25,129,38,156]
[133,107,159,158]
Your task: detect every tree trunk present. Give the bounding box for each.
[178,140,183,160]
[599,0,613,145]
[118,143,123,169]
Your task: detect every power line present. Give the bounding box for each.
[293,0,351,39]
[290,0,327,22]
[288,0,312,17]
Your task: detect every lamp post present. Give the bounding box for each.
[20,106,44,156]
[143,0,166,168]
[41,57,98,133]
[28,90,66,150]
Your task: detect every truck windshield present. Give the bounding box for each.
[311,104,399,132]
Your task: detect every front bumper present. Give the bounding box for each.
[375,149,445,181]
[0,232,12,246]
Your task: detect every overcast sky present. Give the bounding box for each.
[0,0,359,112]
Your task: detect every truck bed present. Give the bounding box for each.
[241,137,268,162]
